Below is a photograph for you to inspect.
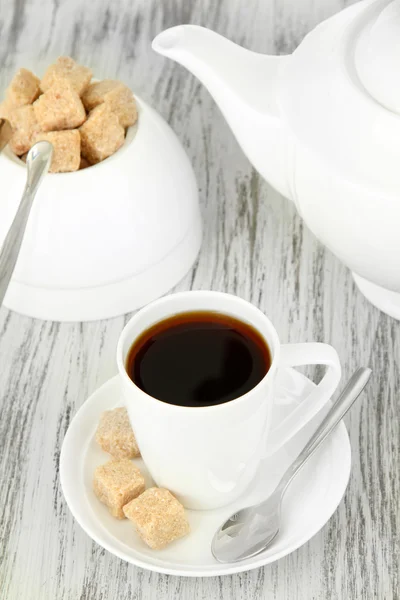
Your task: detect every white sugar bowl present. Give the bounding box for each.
[0,96,201,321]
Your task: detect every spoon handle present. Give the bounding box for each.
[277,367,372,496]
[0,141,52,307]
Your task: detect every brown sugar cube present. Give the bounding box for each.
[82,80,137,128]
[123,488,190,549]
[35,130,80,173]
[79,156,90,170]
[80,103,124,164]
[6,68,40,107]
[0,99,13,120]
[8,105,41,155]
[34,79,86,132]
[93,459,145,519]
[0,116,12,152]
[40,57,92,96]
[95,407,140,459]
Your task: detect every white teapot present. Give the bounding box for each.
[153,0,400,319]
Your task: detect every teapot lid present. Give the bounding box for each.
[355,0,400,114]
[278,0,400,195]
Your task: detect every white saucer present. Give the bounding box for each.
[60,368,351,577]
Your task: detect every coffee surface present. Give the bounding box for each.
[126,311,271,407]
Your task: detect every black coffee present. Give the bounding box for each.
[126,311,271,407]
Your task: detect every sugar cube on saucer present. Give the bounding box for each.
[95,407,140,459]
[123,488,190,549]
[93,459,145,519]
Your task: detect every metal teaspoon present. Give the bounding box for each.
[212,367,372,563]
[0,141,53,307]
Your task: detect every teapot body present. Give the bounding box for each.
[276,0,400,315]
[293,143,400,296]
[153,0,400,317]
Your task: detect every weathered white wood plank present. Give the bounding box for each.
[0,0,398,598]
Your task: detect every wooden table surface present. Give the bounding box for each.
[0,0,398,598]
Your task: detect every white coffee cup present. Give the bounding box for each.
[117,291,341,510]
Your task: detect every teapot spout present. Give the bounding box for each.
[153,26,292,199]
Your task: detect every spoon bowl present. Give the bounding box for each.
[214,499,281,563]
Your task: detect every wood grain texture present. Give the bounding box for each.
[0,0,398,598]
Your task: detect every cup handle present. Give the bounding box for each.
[265,343,341,456]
